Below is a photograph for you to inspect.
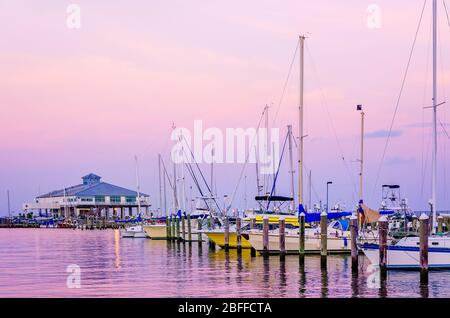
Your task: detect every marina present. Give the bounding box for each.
[2,1,450,302]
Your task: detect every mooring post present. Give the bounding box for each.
[250,218,257,257]
[181,215,186,242]
[350,214,359,272]
[320,212,328,268]
[224,217,230,252]
[187,214,192,243]
[176,216,181,242]
[378,215,388,271]
[197,218,203,244]
[236,217,242,254]
[419,213,429,274]
[172,216,177,241]
[166,216,171,240]
[279,217,286,261]
[299,212,305,256]
[437,215,443,234]
[207,215,212,230]
[262,216,269,259]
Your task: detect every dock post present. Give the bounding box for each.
[437,215,443,234]
[181,215,186,242]
[250,218,256,257]
[320,212,327,269]
[378,215,388,271]
[224,217,230,252]
[419,213,429,276]
[262,216,269,259]
[176,216,181,242]
[171,216,176,241]
[279,217,286,261]
[166,216,171,240]
[197,218,203,244]
[207,215,212,230]
[350,214,359,272]
[299,212,305,262]
[236,217,242,254]
[187,214,192,243]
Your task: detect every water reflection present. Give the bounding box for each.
[321,267,328,298]
[378,269,388,298]
[2,229,450,297]
[351,271,359,298]
[420,271,429,298]
[299,257,306,297]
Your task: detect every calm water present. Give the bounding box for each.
[0,229,449,298]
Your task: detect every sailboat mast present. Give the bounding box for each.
[298,35,305,208]
[134,155,141,217]
[7,190,11,218]
[255,146,261,196]
[288,125,295,212]
[359,105,365,202]
[173,161,179,212]
[432,0,438,231]
[158,154,163,217]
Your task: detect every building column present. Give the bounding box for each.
[120,207,124,219]
[128,207,133,217]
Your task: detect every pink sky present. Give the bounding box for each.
[1,0,449,214]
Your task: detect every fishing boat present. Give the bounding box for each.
[360,0,450,269]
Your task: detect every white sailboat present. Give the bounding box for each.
[121,156,148,238]
[360,0,450,269]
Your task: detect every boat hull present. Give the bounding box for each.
[205,231,252,249]
[361,243,450,269]
[248,231,351,254]
[143,224,167,240]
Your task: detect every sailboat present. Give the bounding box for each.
[120,156,148,238]
[247,35,355,254]
[360,0,450,269]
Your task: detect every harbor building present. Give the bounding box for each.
[23,173,151,219]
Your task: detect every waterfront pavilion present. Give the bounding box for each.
[23,173,151,219]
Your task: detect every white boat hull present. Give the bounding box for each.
[361,236,450,269]
[247,230,351,254]
[120,225,148,238]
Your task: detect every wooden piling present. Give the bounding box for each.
[299,212,305,256]
[437,215,443,234]
[166,216,171,240]
[250,218,256,230]
[176,217,181,242]
[207,215,213,230]
[419,213,429,273]
[250,218,256,257]
[279,218,286,260]
[350,215,358,272]
[223,217,230,251]
[197,218,203,244]
[172,216,177,241]
[320,212,327,268]
[187,214,192,243]
[262,217,269,258]
[236,217,242,253]
[378,215,388,271]
[181,215,186,242]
